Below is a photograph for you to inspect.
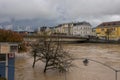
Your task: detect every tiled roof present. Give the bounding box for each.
[73,21,91,26]
[55,21,91,28]
[97,21,120,28]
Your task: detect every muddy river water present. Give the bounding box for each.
[15,43,120,80]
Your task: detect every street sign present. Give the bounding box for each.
[8,53,14,58]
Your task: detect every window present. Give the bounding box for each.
[10,46,18,52]
[113,28,116,31]
[101,28,104,31]
[0,54,6,61]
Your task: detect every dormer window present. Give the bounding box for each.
[107,24,110,26]
[103,24,105,26]
[113,23,116,25]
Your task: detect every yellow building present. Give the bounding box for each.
[95,21,120,40]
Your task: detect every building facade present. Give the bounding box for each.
[53,23,73,35]
[53,21,93,37]
[72,22,93,37]
[37,27,51,35]
[95,21,120,40]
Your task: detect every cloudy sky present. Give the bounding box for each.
[0,0,120,27]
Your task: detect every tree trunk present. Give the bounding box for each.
[108,35,109,41]
[44,60,48,73]
[32,55,36,68]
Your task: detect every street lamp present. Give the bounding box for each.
[82,58,120,80]
[83,59,89,66]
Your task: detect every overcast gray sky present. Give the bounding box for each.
[0,0,120,27]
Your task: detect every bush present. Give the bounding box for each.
[0,29,23,42]
[0,77,6,80]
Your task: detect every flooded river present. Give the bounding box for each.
[15,43,120,80]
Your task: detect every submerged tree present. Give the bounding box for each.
[31,32,73,73]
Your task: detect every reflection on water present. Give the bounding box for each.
[15,43,120,80]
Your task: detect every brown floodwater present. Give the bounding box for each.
[15,43,120,80]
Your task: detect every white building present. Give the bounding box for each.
[52,21,94,37]
[53,23,73,35]
[72,22,93,37]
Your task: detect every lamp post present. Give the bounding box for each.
[6,54,8,80]
[82,58,120,80]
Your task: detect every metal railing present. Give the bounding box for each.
[74,58,120,80]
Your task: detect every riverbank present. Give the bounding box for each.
[87,39,120,44]
[60,39,120,45]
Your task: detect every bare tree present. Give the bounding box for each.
[31,31,73,73]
